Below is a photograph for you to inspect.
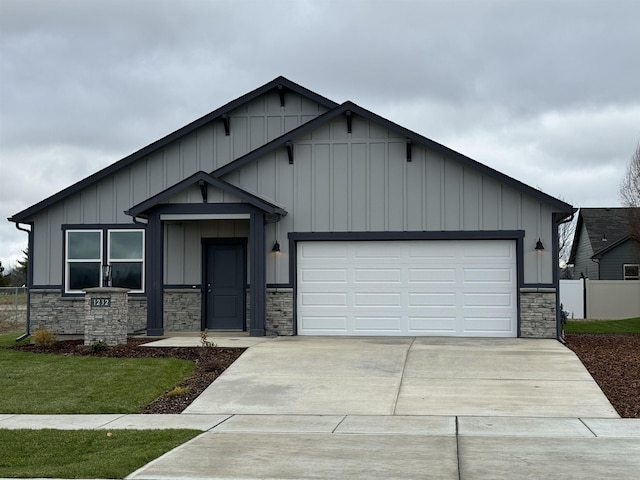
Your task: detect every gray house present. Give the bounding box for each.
[569,207,640,280]
[9,77,573,339]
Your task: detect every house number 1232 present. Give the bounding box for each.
[91,298,111,307]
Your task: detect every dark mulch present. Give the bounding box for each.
[565,334,640,418]
[12,338,245,414]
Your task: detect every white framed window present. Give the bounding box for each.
[623,264,639,281]
[65,230,103,293]
[108,229,145,292]
[65,228,145,293]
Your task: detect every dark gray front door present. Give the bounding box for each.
[205,243,245,330]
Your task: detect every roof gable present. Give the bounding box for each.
[213,101,573,213]
[591,234,640,259]
[10,76,335,223]
[126,171,287,217]
[569,207,638,263]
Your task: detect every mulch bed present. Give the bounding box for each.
[11,339,245,414]
[9,334,640,418]
[565,334,640,418]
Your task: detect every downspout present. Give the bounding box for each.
[556,212,575,344]
[14,222,33,342]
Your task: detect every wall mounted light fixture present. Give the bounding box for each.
[272,241,281,253]
[535,238,544,251]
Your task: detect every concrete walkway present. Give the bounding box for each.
[4,336,640,479]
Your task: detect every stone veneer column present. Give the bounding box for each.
[265,288,294,335]
[520,287,557,338]
[83,287,130,345]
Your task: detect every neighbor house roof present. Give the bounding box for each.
[568,207,638,263]
[9,76,336,223]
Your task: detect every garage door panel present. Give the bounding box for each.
[297,240,517,337]
[462,241,514,260]
[354,268,402,283]
[300,292,348,307]
[463,317,513,334]
[408,317,457,333]
[463,293,514,307]
[408,268,456,283]
[354,316,402,332]
[354,293,402,306]
[407,243,456,260]
[463,268,513,283]
[354,244,402,259]
[300,316,348,332]
[408,293,456,307]
[300,268,348,283]
[299,242,348,259]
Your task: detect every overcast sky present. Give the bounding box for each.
[1,0,639,269]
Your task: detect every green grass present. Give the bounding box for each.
[565,317,640,334]
[0,333,195,414]
[0,428,200,478]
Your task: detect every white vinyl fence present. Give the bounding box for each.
[559,280,584,319]
[560,279,640,320]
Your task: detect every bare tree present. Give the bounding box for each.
[558,216,576,278]
[619,142,640,207]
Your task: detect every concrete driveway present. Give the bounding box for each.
[126,336,640,479]
[183,336,617,417]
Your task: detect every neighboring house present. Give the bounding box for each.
[9,76,574,339]
[569,207,640,280]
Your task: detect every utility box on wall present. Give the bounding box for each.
[83,287,130,345]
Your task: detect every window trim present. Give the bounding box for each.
[623,263,639,281]
[64,227,145,294]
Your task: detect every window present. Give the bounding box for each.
[65,228,144,293]
[66,230,102,292]
[109,230,144,291]
[623,264,639,281]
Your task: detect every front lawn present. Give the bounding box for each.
[565,317,640,334]
[0,333,195,414]
[0,429,200,478]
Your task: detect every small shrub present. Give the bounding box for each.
[32,328,57,347]
[167,386,190,397]
[90,341,109,353]
[200,329,216,348]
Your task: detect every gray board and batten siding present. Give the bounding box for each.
[26,89,329,287]
[224,111,559,286]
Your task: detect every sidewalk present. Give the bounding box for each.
[3,414,639,479]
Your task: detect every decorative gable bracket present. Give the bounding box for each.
[286,141,294,164]
[198,180,208,203]
[221,114,230,136]
[277,85,286,107]
[345,110,352,134]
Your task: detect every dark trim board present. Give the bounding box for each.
[288,231,526,337]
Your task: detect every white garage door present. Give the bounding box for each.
[297,240,517,337]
